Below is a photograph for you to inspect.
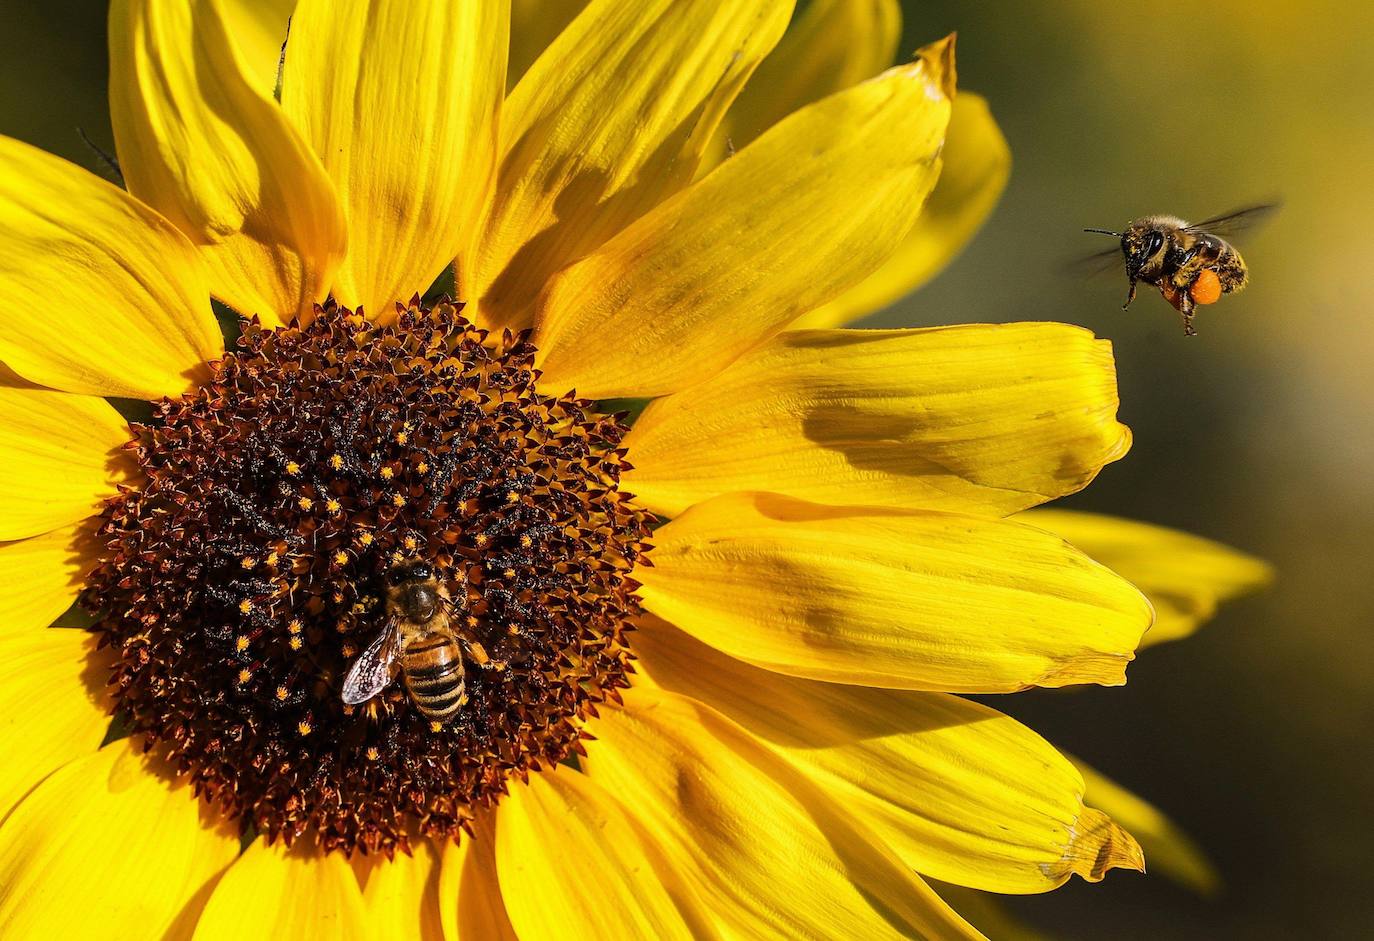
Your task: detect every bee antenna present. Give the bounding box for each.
[1083,227,1122,237]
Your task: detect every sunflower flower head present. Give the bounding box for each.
[86,300,648,853]
[0,0,1273,937]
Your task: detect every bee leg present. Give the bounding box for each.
[1122,279,1138,311]
[1177,292,1198,336]
[462,637,506,672]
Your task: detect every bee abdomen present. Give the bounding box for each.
[402,634,466,720]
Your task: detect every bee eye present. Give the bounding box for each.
[1145,231,1164,256]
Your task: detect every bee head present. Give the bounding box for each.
[383,559,441,621]
[1120,225,1167,280]
[384,559,433,588]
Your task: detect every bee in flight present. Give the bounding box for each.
[341,559,499,721]
[1082,203,1277,336]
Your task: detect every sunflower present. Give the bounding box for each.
[0,0,1266,938]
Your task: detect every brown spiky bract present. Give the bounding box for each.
[85,301,650,855]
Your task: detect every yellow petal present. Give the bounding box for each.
[797,92,1012,327]
[219,0,294,94]
[634,618,1145,893]
[1076,759,1218,895]
[110,0,347,326]
[622,322,1131,518]
[0,524,97,632]
[0,136,221,398]
[637,492,1153,693]
[473,0,791,333]
[359,840,444,941]
[0,629,111,823]
[508,0,589,90]
[1021,510,1272,647]
[281,0,507,320]
[0,741,239,939]
[496,771,697,940]
[533,41,956,400]
[438,816,518,941]
[0,374,136,540]
[720,0,901,150]
[581,687,984,940]
[193,838,369,941]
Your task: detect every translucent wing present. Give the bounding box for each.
[1065,245,1124,279]
[341,619,401,705]
[1183,202,1280,238]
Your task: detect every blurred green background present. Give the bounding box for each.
[2,2,1369,938]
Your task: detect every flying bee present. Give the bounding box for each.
[1082,203,1278,336]
[341,559,500,722]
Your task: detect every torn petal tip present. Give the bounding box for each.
[1054,807,1147,883]
[915,33,959,101]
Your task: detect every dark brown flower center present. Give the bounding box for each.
[85,301,650,855]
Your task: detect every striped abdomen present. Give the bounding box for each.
[401,630,466,720]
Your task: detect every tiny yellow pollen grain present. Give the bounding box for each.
[416,461,430,474]
[358,531,375,546]
[503,568,516,579]
[429,720,443,733]
[403,535,418,550]
[380,466,395,480]
[276,686,289,701]
[366,747,380,761]
[326,498,342,514]
[240,556,255,570]
[334,550,349,566]
[519,535,532,548]
[475,534,489,547]
[297,720,312,736]
[287,618,303,634]
[285,461,301,476]
[266,551,279,567]
[329,453,344,470]
[238,599,253,615]
[298,496,314,511]
[289,636,303,651]
[505,491,519,503]
[396,431,409,445]
[237,668,252,684]
[235,635,250,652]
[392,493,406,507]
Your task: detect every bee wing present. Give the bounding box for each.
[341,619,401,705]
[1183,202,1280,238]
[1064,246,1124,279]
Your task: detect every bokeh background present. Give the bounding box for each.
[2,2,1369,938]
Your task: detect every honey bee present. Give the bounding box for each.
[1083,203,1277,335]
[341,559,498,721]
